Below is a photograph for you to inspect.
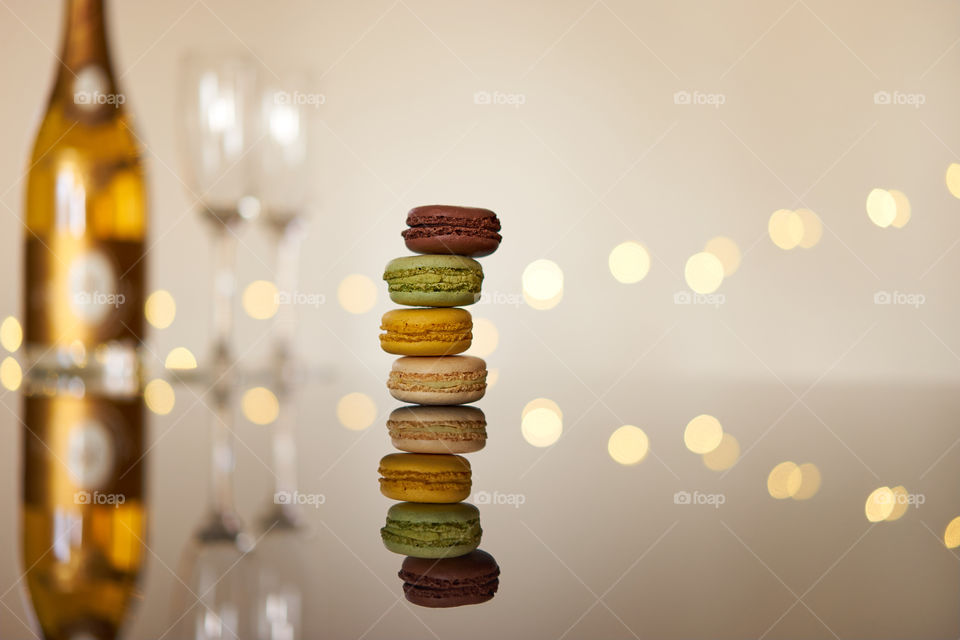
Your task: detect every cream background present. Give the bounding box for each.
[0,0,959,638]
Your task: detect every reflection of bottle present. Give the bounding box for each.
[23,0,147,382]
[22,390,145,640]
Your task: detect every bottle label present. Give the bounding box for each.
[67,248,118,326]
[72,64,124,114]
[66,417,114,490]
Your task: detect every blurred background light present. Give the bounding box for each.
[608,425,649,465]
[467,317,499,358]
[0,316,22,352]
[704,236,741,276]
[337,274,377,314]
[164,346,198,370]
[0,356,22,391]
[144,379,175,415]
[144,290,176,329]
[702,433,740,471]
[522,259,563,310]
[242,280,279,320]
[608,241,651,284]
[795,209,823,249]
[888,190,911,229]
[241,386,279,425]
[336,392,377,431]
[865,486,895,522]
[684,253,724,294]
[767,461,801,499]
[521,398,562,447]
[768,209,804,250]
[866,189,897,228]
[684,414,723,454]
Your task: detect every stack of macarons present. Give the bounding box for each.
[378,205,501,604]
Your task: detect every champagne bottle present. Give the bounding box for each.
[21,1,147,638]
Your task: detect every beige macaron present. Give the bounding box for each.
[387,356,487,405]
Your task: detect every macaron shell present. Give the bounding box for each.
[379,308,473,356]
[383,255,483,308]
[389,388,486,405]
[404,233,500,258]
[384,539,479,559]
[380,481,470,503]
[400,549,500,607]
[402,205,502,258]
[379,453,472,503]
[381,502,482,558]
[391,437,485,454]
[387,356,487,406]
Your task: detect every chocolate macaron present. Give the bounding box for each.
[402,205,502,257]
[399,550,500,608]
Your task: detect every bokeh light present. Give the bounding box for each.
[796,209,823,249]
[684,252,724,294]
[866,189,897,228]
[522,260,564,310]
[521,398,562,447]
[164,347,198,370]
[865,486,895,522]
[144,290,176,329]
[336,392,377,431]
[792,463,821,500]
[241,387,280,425]
[1,356,22,391]
[486,368,500,388]
[684,414,723,454]
[608,242,651,284]
[886,485,909,522]
[608,425,649,465]
[767,461,801,499]
[0,316,22,352]
[889,190,911,229]
[946,163,960,199]
[944,516,960,548]
[144,379,175,415]
[704,236,741,276]
[702,433,740,471]
[242,280,279,320]
[468,317,499,358]
[768,209,804,250]
[338,274,377,314]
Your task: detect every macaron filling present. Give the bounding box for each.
[387,371,486,393]
[381,518,482,549]
[384,268,483,294]
[388,420,487,442]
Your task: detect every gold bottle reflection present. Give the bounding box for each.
[21,0,148,637]
[22,390,146,640]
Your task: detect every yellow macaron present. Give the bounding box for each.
[378,453,472,503]
[379,308,472,356]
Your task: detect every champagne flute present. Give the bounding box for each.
[170,52,261,638]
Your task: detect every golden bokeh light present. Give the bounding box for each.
[768,209,804,250]
[944,516,960,549]
[486,367,500,388]
[337,274,377,314]
[866,188,897,228]
[241,387,280,425]
[144,290,176,329]
[865,486,895,523]
[608,242,651,284]
[242,280,279,320]
[144,379,175,415]
[702,433,740,471]
[521,398,562,447]
[886,485,909,522]
[792,463,821,500]
[336,392,377,431]
[684,414,723,454]
[767,461,802,499]
[684,252,724,294]
[704,236,741,276]
[0,316,23,352]
[889,190,911,229]
[946,163,960,199]
[1,356,22,391]
[468,317,499,358]
[164,347,198,370]
[522,259,564,310]
[608,425,650,465]
[796,209,823,249]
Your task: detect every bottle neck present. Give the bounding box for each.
[55,0,115,91]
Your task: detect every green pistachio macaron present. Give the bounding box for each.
[380,502,482,558]
[383,255,483,307]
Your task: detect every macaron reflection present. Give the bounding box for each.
[399,549,500,608]
[381,502,482,558]
[387,405,487,454]
[378,453,472,503]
